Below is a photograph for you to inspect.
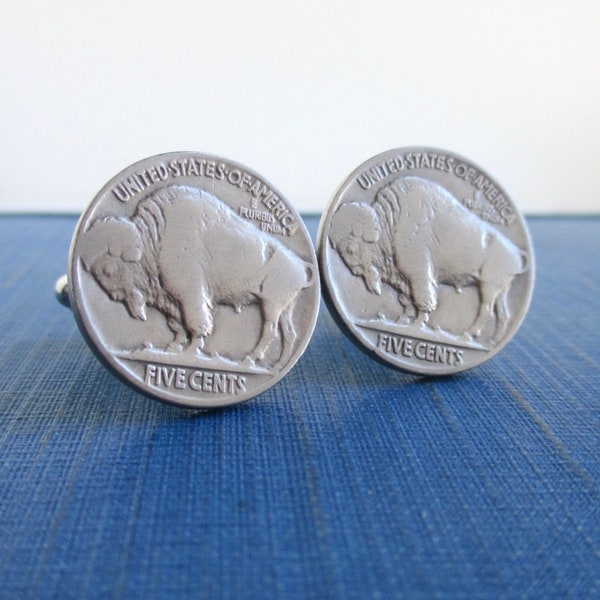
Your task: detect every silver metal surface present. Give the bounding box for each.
[67,152,320,408]
[318,147,535,375]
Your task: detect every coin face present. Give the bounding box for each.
[318,147,535,375]
[69,152,320,408]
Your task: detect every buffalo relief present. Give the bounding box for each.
[80,185,314,373]
[328,176,529,349]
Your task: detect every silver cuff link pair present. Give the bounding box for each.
[57,148,534,409]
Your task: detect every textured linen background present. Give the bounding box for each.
[0,216,598,598]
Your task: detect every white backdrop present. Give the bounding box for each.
[1,0,599,214]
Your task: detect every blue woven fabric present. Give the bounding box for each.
[0,215,598,599]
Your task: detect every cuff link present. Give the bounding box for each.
[58,152,320,408]
[318,146,534,375]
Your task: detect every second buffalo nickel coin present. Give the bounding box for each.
[318,147,534,375]
[67,152,320,408]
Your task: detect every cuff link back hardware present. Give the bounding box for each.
[57,151,320,409]
[317,146,535,375]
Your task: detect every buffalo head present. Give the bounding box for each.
[328,202,383,295]
[80,217,148,321]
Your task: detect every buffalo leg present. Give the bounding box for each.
[470,283,500,338]
[251,311,278,363]
[409,277,435,329]
[277,305,297,367]
[166,317,188,350]
[250,296,296,364]
[413,309,430,329]
[493,282,512,344]
[396,249,437,315]
[182,288,214,342]
[396,292,417,323]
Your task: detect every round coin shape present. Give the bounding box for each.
[318,147,534,375]
[69,152,320,408]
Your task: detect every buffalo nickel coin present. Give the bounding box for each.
[68,152,320,408]
[318,147,534,375]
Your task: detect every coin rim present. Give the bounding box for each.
[317,146,535,375]
[69,151,320,408]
